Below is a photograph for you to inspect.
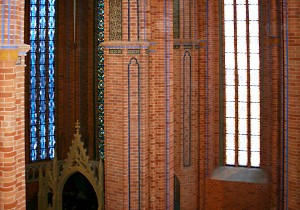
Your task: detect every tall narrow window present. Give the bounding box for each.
[97,0,105,159]
[29,0,56,161]
[224,0,260,167]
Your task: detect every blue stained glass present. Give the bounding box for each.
[49,44,54,53]
[30,18,36,28]
[48,17,55,28]
[30,54,36,64]
[30,30,37,41]
[40,149,46,159]
[39,5,46,16]
[30,0,56,161]
[39,41,45,52]
[49,90,54,100]
[39,76,46,87]
[39,17,46,28]
[49,148,55,159]
[30,127,36,137]
[49,6,55,15]
[49,113,54,124]
[49,125,55,135]
[40,91,45,101]
[31,150,37,161]
[39,29,46,40]
[49,53,54,63]
[40,125,46,136]
[49,78,54,88]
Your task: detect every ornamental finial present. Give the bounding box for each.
[75,120,80,134]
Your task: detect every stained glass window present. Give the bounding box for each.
[29,0,56,161]
[97,0,105,159]
[224,0,260,167]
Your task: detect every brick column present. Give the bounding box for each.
[173,0,201,209]
[104,0,174,209]
[285,0,300,209]
[0,0,29,209]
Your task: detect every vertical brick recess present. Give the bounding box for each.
[0,0,28,209]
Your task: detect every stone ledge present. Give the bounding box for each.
[211,166,267,183]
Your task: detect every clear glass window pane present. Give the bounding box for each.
[226,69,235,86]
[238,69,247,85]
[251,119,260,135]
[249,21,259,37]
[225,21,234,37]
[250,36,259,54]
[224,5,234,21]
[238,85,247,102]
[250,69,259,86]
[238,134,247,151]
[238,118,247,135]
[251,102,260,119]
[249,5,259,21]
[251,152,260,167]
[226,134,235,150]
[226,85,235,101]
[250,53,260,69]
[251,135,260,151]
[248,0,258,5]
[236,5,246,21]
[226,102,235,118]
[238,150,247,166]
[237,53,247,69]
[226,118,236,134]
[238,102,247,119]
[236,0,246,4]
[226,149,235,165]
[224,0,234,4]
[225,53,235,69]
[237,21,246,37]
[237,36,247,53]
[250,86,260,102]
[225,37,235,53]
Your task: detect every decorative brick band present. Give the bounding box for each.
[127,49,140,54]
[109,49,122,54]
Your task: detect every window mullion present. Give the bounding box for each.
[246,0,251,167]
[234,0,239,167]
[45,1,49,160]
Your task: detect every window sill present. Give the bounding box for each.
[211,166,267,183]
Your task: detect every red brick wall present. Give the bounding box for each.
[285,0,300,209]
[20,0,299,209]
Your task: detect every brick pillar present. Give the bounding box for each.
[173,0,200,209]
[0,0,29,209]
[285,0,300,209]
[104,0,174,209]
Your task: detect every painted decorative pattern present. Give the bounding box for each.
[109,0,122,40]
[29,0,56,161]
[98,0,105,159]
